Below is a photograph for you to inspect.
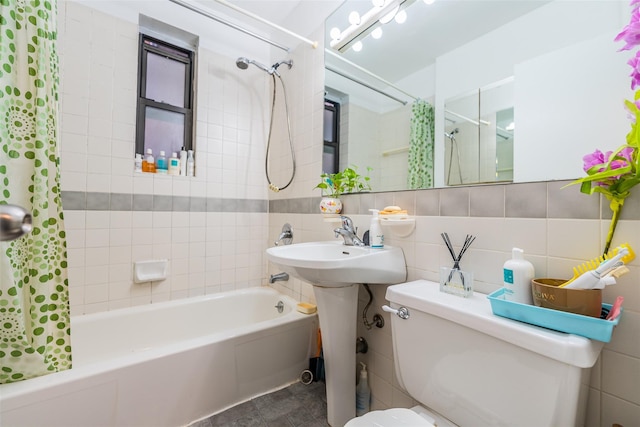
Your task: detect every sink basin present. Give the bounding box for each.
[266,241,406,287]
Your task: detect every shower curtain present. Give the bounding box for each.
[0,0,72,383]
[407,99,435,189]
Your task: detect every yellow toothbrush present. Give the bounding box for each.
[560,243,635,288]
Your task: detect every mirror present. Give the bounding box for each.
[324,0,630,191]
[444,78,514,186]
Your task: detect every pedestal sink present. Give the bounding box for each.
[266,241,407,426]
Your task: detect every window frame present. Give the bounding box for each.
[323,99,340,174]
[135,34,195,156]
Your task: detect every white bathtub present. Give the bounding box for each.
[0,287,317,427]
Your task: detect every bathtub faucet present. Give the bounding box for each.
[334,216,366,246]
[269,272,289,283]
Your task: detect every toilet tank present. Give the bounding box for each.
[385,280,604,427]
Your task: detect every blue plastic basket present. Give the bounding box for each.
[487,288,621,342]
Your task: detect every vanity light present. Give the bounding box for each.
[506,122,515,131]
[379,5,400,24]
[353,41,363,52]
[330,0,417,53]
[349,11,361,25]
[394,9,407,24]
[330,27,341,40]
[371,27,383,39]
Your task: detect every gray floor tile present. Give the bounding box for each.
[191,382,327,427]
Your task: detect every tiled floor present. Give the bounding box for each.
[189,381,328,427]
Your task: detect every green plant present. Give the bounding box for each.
[314,166,372,198]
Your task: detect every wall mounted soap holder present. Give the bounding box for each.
[134,259,169,283]
[380,216,415,237]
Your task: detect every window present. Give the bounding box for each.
[323,99,340,174]
[136,34,194,158]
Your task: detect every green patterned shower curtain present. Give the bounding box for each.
[407,99,435,189]
[0,0,72,383]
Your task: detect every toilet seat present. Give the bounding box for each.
[344,408,435,426]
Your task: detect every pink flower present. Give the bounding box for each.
[615,7,640,50]
[583,148,635,186]
[628,51,640,89]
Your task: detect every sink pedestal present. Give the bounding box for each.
[313,283,359,427]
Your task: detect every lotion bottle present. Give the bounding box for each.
[186,150,195,177]
[355,362,371,417]
[368,209,384,248]
[503,247,535,304]
[179,147,187,176]
[168,152,180,176]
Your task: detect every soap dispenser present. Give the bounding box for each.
[503,248,535,304]
[356,362,371,416]
[369,209,384,248]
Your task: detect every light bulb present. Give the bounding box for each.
[379,5,399,24]
[423,0,435,4]
[330,27,341,40]
[352,41,363,52]
[394,9,407,24]
[371,27,383,39]
[348,11,361,25]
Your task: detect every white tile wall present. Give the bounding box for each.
[58,2,270,314]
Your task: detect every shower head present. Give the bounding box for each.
[236,57,272,74]
[236,57,250,70]
[236,57,293,76]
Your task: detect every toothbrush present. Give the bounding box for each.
[606,296,624,321]
[562,248,629,289]
[560,243,635,287]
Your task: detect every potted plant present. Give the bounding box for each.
[315,166,372,214]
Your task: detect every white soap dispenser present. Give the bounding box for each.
[356,362,371,416]
[369,209,384,248]
[503,247,535,304]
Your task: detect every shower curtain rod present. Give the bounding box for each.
[326,65,408,105]
[212,0,318,49]
[325,49,419,102]
[169,0,318,51]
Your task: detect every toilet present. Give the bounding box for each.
[346,280,604,427]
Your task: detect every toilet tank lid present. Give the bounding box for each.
[385,280,603,368]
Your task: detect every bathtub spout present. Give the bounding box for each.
[269,272,289,283]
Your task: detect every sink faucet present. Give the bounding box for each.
[334,216,366,246]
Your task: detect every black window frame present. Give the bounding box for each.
[323,99,340,174]
[135,34,195,156]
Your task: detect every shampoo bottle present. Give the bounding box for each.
[503,248,535,304]
[168,152,180,176]
[355,362,371,417]
[144,148,156,173]
[134,153,142,172]
[156,150,168,174]
[369,209,384,248]
[179,147,187,176]
[186,150,195,177]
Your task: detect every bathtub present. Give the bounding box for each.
[0,287,317,427]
